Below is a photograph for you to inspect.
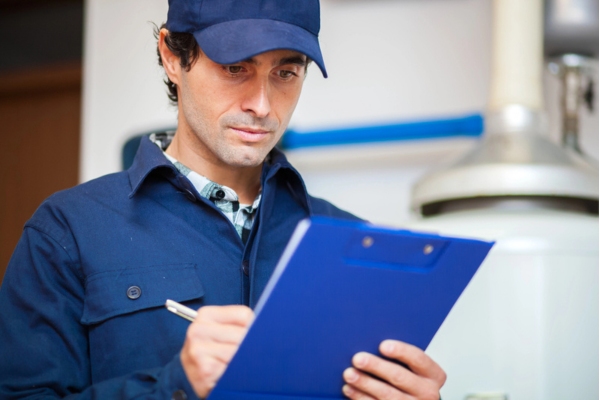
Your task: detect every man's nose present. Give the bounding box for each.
[241,77,272,118]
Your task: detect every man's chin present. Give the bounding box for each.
[229,160,264,168]
[216,142,275,168]
[222,153,268,168]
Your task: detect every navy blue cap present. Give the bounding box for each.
[166,0,328,78]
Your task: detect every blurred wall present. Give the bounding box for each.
[0,0,83,72]
[81,0,598,225]
[0,0,83,282]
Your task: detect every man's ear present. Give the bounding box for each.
[158,28,182,86]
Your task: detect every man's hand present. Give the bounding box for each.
[342,340,445,400]
[180,305,254,398]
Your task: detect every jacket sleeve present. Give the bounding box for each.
[0,226,197,400]
[308,195,365,222]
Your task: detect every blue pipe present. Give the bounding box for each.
[122,114,484,169]
[280,113,483,150]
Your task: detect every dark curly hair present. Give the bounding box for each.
[154,23,200,104]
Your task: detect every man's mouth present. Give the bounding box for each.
[230,126,271,142]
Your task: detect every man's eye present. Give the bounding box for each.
[226,66,243,74]
[278,70,296,79]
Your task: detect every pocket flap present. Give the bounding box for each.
[81,263,204,325]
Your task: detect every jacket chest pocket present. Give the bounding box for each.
[81,263,204,325]
[80,264,205,382]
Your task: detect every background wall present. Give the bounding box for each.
[0,0,84,282]
[81,0,598,225]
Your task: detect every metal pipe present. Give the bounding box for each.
[489,0,544,113]
[562,62,582,151]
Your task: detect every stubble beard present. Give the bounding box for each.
[181,93,281,168]
[212,137,267,168]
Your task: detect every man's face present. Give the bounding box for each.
[176,48,307,168]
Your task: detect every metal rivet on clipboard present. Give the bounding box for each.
[423,245,434,255]
[362,236,374,248]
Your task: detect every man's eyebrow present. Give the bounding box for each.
[275,56,307,67]
[240,57,258,65]
[237,55,307,67]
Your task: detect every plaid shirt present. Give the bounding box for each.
[150,133,261,243]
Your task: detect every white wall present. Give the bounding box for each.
[81,0,171,182]
[292,0,491,130]
[81,0,598,225]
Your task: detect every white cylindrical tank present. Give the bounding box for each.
[405,208,598,400]
[408,0,598,398]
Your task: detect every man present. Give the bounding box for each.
[0,0,445,399]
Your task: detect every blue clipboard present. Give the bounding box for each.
[209,217,494,399]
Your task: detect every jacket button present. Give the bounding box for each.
[242,260,249,276]
[171,389,187,400]
[213,188,225,200]
[184,189,196,202]
[126,286,142,300]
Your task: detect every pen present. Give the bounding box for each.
[165,299,197,322]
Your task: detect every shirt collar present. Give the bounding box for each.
[162,151,248,203]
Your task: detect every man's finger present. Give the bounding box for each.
[195,305,254,326]
[349,353,418,396]
[187,321,249,344]
[379,340,446,384]
[343,367,409,400]
[188,340,241,365]
[342,383,378,400]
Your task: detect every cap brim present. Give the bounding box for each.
[193,19,327,78]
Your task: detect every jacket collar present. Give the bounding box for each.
[128,135,177,197]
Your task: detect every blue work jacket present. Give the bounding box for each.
[0,136,360,399]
